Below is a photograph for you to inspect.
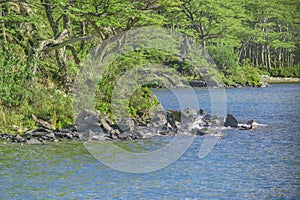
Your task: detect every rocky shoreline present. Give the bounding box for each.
[260,75,300,85]
[0,108,263,145]
[0,127,81,144]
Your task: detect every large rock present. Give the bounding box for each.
[151,113,167,129]
[166,110,181,125]
[167,109,195,130]
[198,109,206,116]
[75,110,104,133]
[190,80,206,87]
[224,114,238,127]
[26,138,42,145]
[115,117,135,132]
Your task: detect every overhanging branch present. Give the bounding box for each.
[41,35,95,52]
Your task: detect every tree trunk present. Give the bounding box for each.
[238,44,244,61]
[256,44,259,66]
[201,36,206,55]
[266,45,271,71]
[279,48,282,67]
[41,0,58,36]
[80,21,86,50]
[0,4,8,50]
[248,43,252,64]
[261,44,265,68]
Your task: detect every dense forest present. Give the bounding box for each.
[0,0,299,133]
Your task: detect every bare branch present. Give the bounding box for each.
[66,45,80,64]
[41,35,95,53]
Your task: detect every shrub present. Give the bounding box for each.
[207,45,239,74]
[222,65,261,87]
[270,64,300,78]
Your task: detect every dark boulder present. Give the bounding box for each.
[115,117,135,132]
[224,114,238,127]
[166,108,196,128]
[199,109,206,116]
[75,110,104,133]
[190,80,206,87]
[166,110,181,127]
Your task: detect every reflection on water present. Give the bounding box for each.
[0,84,299,199]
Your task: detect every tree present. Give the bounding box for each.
[174,0,244,55]
[239,0,299,71]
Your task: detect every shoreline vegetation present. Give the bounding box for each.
[0,0,299,135]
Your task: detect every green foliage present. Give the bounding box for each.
[222,65,261,87]
[129,87,159,118]
[95,49,174,118]
[30,88,73,128]
[0,49,30,108]
[270,65,300,78]
[207,45,239,74]
[0,43,73,132]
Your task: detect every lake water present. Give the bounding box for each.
[1,84,299,199]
